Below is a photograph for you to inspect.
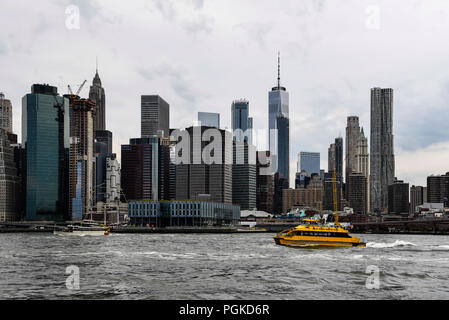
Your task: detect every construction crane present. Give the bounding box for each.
[67,80,87,97]
[332,168,340,226]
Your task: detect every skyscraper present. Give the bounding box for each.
[346,116,360,192]
[256,151,274,213]
[121,136,170,202]
[0,128,19,221]
[174,126,233,204]
[232,141,257,210]
[232,99,249,142]
[105,154,121,203]
[347,172,368,214]
[67,97,96,220]
[388,179,409,214]
[88,68,113,207]
[354,128,369,212]
[23,84,70,221]
[370,88,395,212]
[141,95,170,139]
[0,93,13,133]
[276,114,290,182]
[269,53,289,180]
[334,137,343,180]
[328,143,336,173]
[88,68,106,132]
[427,173,449,207]
[247,117,253,145]
[356,128,369,177]
[298,152,320,175]
[198,112,220,128]
[410,185,427,213]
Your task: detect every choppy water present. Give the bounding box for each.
[1,233,449,299]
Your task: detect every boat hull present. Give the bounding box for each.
[274,237,366,248]
[54,230,109,236]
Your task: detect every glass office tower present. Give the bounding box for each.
[231,99,249,142]
[269,53,290,182]
[22,84,70,221]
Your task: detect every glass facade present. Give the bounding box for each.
[268,87,289,177]
[231,100,249,142]
[276,115,290,182]
[128,200,240,226]
[22,90,70,221]
[299,152,321,175]
[198,112,220,128]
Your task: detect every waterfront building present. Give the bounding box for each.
[410,185,427,214]
[256,151,274,214]
[22,84,70,221]
[0,93,13,133]
[298,152,320,176]
[174,126,233,204]
[105,154,121,203]
[88,68,106,132]
[141,95,170,139]
[67,97,96,220]
[0,128,20,221]
[231,99,250,143]
[282,187,323,213]
[269,53,290,181]
[388,179,409,214]
[347,172,368,214]
[198,112,220,128]
[346,116,360,196]
[232,141,257,210]
[370,88,395,213]
[121,136,170,202]
[128,200,240,227]
[427,173,449,207]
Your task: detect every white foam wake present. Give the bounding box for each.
[366,240,417,248]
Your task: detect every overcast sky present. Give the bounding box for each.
[1,0,449,187]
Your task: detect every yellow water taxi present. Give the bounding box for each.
[274,169,366,248]
[274,218,366,247]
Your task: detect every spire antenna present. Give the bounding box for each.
[96,56,99,73]
[277,51,281,88]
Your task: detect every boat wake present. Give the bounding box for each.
[366,240,417,248]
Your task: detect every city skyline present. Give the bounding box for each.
[1,1,449,188]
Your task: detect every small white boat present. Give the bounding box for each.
[54,225,110,236]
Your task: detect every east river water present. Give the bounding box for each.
[0,232,448,300]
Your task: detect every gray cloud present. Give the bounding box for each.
[183,15,214,35]
[137,65,200,105]
[0,41,8,56]
[232,23,273,48]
